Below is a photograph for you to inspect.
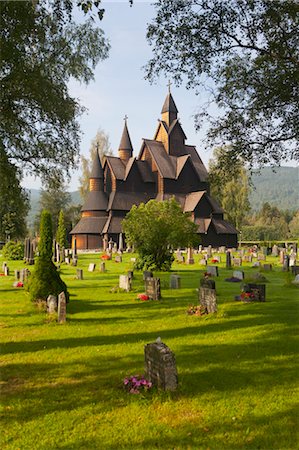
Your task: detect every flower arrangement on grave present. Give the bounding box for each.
[211,258,218,263]
[187,304,207,316]
[137,293,150,301]
[101,254,110,260]
[123,375,152,394]
[240,291,255,301]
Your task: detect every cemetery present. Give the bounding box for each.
[0,247,298,449]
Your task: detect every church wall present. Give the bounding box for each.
[169,124,185,156]
[156,123,169,151]
[200,229,238,248]
[194,197,213,218]
[164,162,203,194]
[117,164,145,193]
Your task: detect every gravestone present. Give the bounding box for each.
[119,275,131,292]
[57,292,66,323]
[293,274,299,284]
[219,246,226,253]
[72,258,78,266]
[144,340,178,391]
[65,257,70,265]
[279,250,285,264]
[14,270,20,280]
[130,257,136,263]
[4,266,9,276]
[169,274,181,289]
[2,261,7,271]
[263,264,272,271]
[272,244,279,256]
[127,270,134,280]
[257,253,266,261]
[143,270,153,281]
[206,266,219,277]
[233,257,242,267]
[261,246,268,256]
[199,285,217,313]
[200,277,216,290]
[118,233,124,252]
[65,249,69,258]
[177,253,185,263]
[47,295,57,314]
[145,277,161,300]
[207,245,212,258]
[199,258,207,266]
[100,262,106,273]
[73,238,77,258]
[108,239,113,251]
[289,256,296,267]
[186,247,194,264]
[226,251,232,269]
[252,261,261,268]
[115,255,122,263]
[88,263,96,272]
[283,255,289,271]
[245,283,266,302]
[291,266,299,276]
[233,270,244,281]
[76,269,83,280]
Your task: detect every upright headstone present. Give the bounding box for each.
[199,284,217,313]
[289,255,296,267]
[73,238,77,258]
[127,270,134,280]
[119,275,131,292]
[76,269,83,280]
[206,266,219,277]
[207,245,212,258]
[2,261,7,272]
[118,233,124,252]
[233,257,242,267]
[115,255,122,263]
[283,255,290,272]
[65,257,70,265]
[72,258,78,266]
[47,295,57,314]
[108,239,113,251]
[103,234,108,251]
[113,243,117,253]
[233,270,245,281]
[57,292,66,323]
[100,262,106,273]
[279,249,285,264]
[199,258,207,266]
[226,251,232,269]
[4,266,9,276]
[291,266,299,276]
[143,270,153,281]
[169,274,181,289]
[56,243,60,263]
[145,277,161,300]
[88,263,96,272]
[28,241,34,265]
[246,284,266,302]
[186,247,194,264]
[257,253,266,261]
[263,264,272,271]
[272,244,279,256]
[144,340,178,391]
[14,270,20,280]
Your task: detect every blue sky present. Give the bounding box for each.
[22,0,215,191]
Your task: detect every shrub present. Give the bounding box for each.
[2,241,24,260]
[27,259,68,302]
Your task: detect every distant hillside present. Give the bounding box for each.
[249,166,298,211]
[26,189,82,229]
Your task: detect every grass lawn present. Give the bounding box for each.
[0,252,298,449]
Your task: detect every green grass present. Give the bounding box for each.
[0,252,298,449]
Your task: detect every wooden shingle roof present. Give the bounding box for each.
[70,216,107,234]
[81,191,108,212]
[161,92,178,113]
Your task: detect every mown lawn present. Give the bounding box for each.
[0,252,298,449]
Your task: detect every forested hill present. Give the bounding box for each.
[249,166,298,211]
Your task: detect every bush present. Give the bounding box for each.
[2,241,24,260]
[27,258,68,302]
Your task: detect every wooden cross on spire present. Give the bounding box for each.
[123,114,128,122]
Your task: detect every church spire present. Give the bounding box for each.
[89,145,104,191]
[118,116,133,162]
[161,86,178,126]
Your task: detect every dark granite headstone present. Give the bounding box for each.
[199,287,217,313]
[76,269,83,280]
[200,278,216,290]
[283,255,289,271]
[144,340,178,391]
[170,274,181,289]
[145,277,161,300]
[245,283,266,302]
[127,270,134,280]
[226,251,232,269]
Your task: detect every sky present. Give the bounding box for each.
[22,0,215,192]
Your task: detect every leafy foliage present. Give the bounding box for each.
[28,209,68,301]
[2,241,24,260]
[122,198,199,271]
[146,0,299,166]
[0,147,29,240]
[56,210,67,248]
[0,0,110,180]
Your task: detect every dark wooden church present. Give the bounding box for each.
[70,91,238,249]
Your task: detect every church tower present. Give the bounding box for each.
[118,117,133,162]
[161,91,178,127]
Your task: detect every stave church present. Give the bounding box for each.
[70,90,238,249]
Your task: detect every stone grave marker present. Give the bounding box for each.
[233,270,245,281]
[2,262,7,271]
[57,292,66,323]
[257,253,266,261]
[207,245,212,258]
[289,256,296,267]
[4,266,9,276]
[72,258,78,266]
[65,257,70,265]
[283,255,289,271]
[206,266,219,277]
[199,258,207,265]
[263,264,272,271]
[186,247,194,264]
[100,262,106,273]
[143,270,153,281]
[226,251,232,269]
[115,255,122,263]
[14,270,20,280]
[219,246,226,253]
[88,263,96,272]
[233,257,242,266]
[76,269,83,280]
[119,275,131,292]
[47,295,57,314]
[279,250,285,264]
[252,261,260,268]
[144,340,178,391]
[199,284,217,314]
[200,277,216,290]
[177,253,185,263]
[272,244,279,256]
[127,270,134,280]
[145,277,161,300]
[293,274,299,284]
[170,274,181,289]
[245,283,266,302]
[130,257,136,263]
[291,266,299,276]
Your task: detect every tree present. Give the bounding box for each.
[35,178,71,235]
[221,168,251,230]
[0,147,29,241]
[288,211,299,239]
[122,198,199,270]
[27,210,68,302]
[0,1,110,181]
[79,128,113,201]
[146,0,299,166]
[56,210,67,248]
